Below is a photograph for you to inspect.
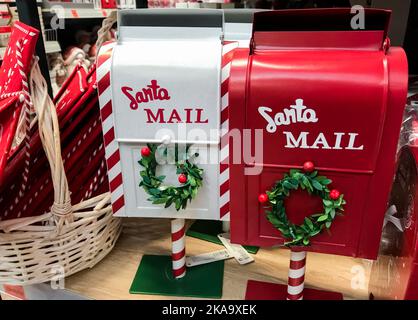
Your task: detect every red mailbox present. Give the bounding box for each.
[228,9,408,299]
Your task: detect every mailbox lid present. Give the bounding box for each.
[247,49,386,171]
[111,9,223,145]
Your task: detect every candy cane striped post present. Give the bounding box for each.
[219,41,238,222]
[96,41,126,216]
[286,249,307,300]
[171,218,186,279]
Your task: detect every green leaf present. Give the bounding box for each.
[310,171,318,178]
[189,177,196,187]
[325,221,332,229]
[189,169,202,180]
[299,224,309,233]
[153,198,168,204]
[317,215,328,222]
[330,209,336,219]
[303,238,310,246]
[323,199,333,207]
[312,179,323,191]
[148,188,160,196]
[267,215,281,227]
[191,187,198,199]
[304,217,314,230]
[175,199,181,211]
[321,179,332,185]
[157,175,166,182]
[143,176,151,185]
[289,178,299,188]
[309,229,321,237]
[302,176,313,193]
[295,234,304,241]
[164,197,174,208]
[283,181,296,190]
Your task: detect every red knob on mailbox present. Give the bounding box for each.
[141,147,151,157]
[303,161,315,173]
[258,193,269,204]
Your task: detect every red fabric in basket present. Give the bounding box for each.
[0,22,38,185]
[0,55,109,220]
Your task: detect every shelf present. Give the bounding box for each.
[42,7,115,19]
[0,40,61,59]
[0,218,371,300]
[45,40,61,54]
[0,0,42,3]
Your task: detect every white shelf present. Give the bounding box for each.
[42,8,115,19]
[0,40,61,59]
[0,0,42,3]
[45,40,61,54]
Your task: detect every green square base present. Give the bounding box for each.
[186,220,259,254]
[129,255,224,298]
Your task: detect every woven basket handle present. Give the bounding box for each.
[96,10,117,51]
[30,58,72,226]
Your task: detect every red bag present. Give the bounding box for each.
[1,49,108,220]
[0,22,38,184]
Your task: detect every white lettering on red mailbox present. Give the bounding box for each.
[283,132,364,150]
[258,99,318,133]
[259,99,364,151]
[120,80,208,124]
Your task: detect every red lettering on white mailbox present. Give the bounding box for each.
[121,80,208,124]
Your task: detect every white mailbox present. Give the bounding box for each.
[97,9,227,220]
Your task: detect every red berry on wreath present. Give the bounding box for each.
[258,193,269,203]
[141,147,151,157]
[330,189,341,200]
[303,161,315,173]
[178,174,188,184]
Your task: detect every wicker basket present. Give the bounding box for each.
[0,53,122,284]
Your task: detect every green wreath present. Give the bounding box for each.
[138,144,203,211]
[259,162,346,247]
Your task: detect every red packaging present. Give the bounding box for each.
[0,22,38,184]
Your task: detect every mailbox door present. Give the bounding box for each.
[229,9,408,259]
